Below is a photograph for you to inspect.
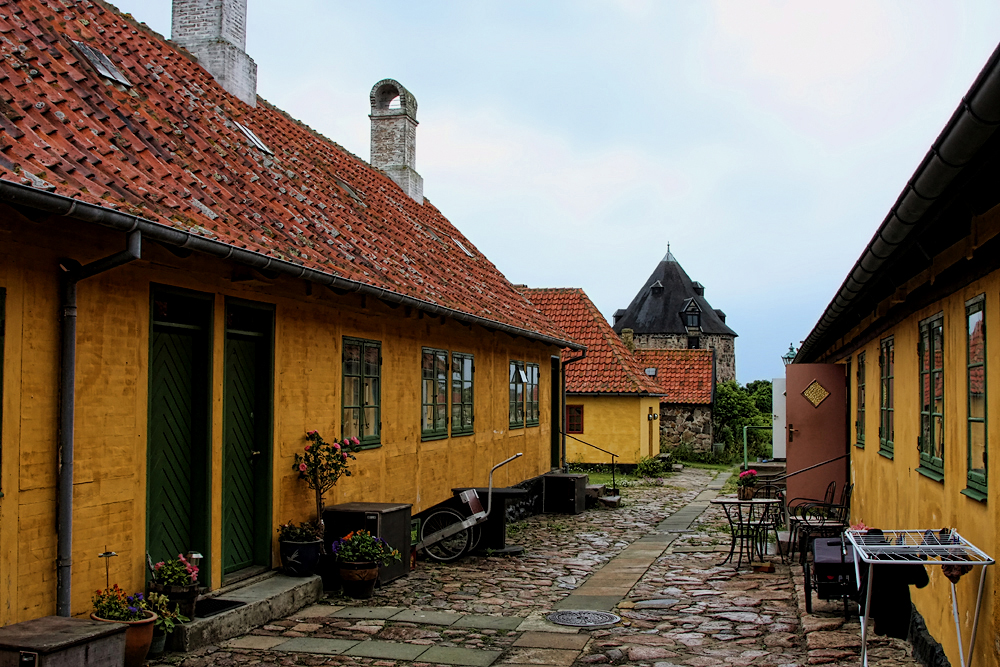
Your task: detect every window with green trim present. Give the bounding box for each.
[421,347,448,440]
[525,363,540,427]
[451,352,474,437]
[918,314,944,477]
[0,288,5,497]
[343,338,381,447]
[509,361,525,429]
[879,337,894,457]
[856,351,866,447]
[967,297,987,496]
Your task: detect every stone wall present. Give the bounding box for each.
[634,333,735,382]
[660,404,713,452]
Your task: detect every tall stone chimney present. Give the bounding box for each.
[172,0,257,107]
[370,79,423,204]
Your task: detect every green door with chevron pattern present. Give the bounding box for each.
[222,302,273,577]
[147,289,212,584]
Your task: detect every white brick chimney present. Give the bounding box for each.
[172,0,257,107]
[370,79,423,204]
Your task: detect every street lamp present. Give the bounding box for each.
[781,343,797,366]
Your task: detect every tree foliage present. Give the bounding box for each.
[713,380,772,460]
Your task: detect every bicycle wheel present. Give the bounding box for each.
[420,508,471,562]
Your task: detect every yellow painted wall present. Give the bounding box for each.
[0,209,560,623]
[848,272,1000,667]
[565,395,660,465]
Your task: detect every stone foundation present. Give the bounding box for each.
[660,404,713,452]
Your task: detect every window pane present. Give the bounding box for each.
[423,406,434,430]
[933,416,944,459]
[345,377,361,407]
[423,378,434,404]
[344,344,361,375]
[969,308,985,364]
[364,407,379,437]
[344,409,360,439]
[463,405,473,428]
[970,382,986,419]
[366,377,379,405]
[464,357,473,380]
[423,351,434,378]
[970,421,987,475]
[436,405,446,427]
[364,346,379,377]
[437,378,447,404]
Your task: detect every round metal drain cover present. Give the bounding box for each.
[546,610,621,627]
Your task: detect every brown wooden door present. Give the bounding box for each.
[785,364,848,504]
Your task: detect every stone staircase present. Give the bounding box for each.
[585,482,621,509]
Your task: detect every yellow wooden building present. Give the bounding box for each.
[525,288,663,465]
[795,43,1000,667]
[0,0,580,624]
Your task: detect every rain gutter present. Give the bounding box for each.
[0,179,583,352]
[796,43,1000,363]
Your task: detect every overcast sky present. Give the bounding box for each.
[116,1,1000,383]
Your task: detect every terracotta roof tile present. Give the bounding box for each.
[0,0,568,345]
[526,288,661,395]
[633,348,714,404]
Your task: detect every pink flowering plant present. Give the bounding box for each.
[737,469,758,487]
[152,553,199,586]
[293,431,361,550]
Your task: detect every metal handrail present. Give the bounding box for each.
[768,453,849,483]
[559,431,620,492]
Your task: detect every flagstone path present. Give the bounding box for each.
[149,468,920,667]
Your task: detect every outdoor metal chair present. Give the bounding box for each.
[752,483,786,563]
[791,483,854,564]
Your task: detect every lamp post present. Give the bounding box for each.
[781,343,797,366]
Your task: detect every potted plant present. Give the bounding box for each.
[91,584,157,667]
[146,591,190,657]
[295,431,360,545]
[149,553,200,618]
[330,529,402,599]
[277,520,324,576]
[737,468,758,500]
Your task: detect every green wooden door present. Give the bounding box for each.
[147,291,211,581]
[222,304,273,576]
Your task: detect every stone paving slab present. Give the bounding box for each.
[292,603,342,618]
[513,632,590,650]
[223,635,288,649]
[552,594,620,610]
[515,613,584,634]
[331,606,404,619]
[273,637,360,654]
[344,640,430,660]
[453,615,524,630]
[420,645,503,666]
[389,609,463,625]
[498,647,580,665]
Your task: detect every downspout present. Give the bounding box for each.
[57,229,141,617]
[560,351,586,472]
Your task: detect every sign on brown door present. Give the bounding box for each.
[785,364,848,504]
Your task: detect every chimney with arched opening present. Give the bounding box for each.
[370,79,423,203]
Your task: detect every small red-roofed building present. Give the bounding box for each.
[633,348,715,451]
[526,288,665,465]
[0,0,582,622]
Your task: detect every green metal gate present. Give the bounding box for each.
[147,290,211,582]
[222,302,273,576]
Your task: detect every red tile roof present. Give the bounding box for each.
[0,0,571,346]
[526,288,662,395]
[633,349,714,404]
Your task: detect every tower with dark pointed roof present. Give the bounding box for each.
[612,248,738,381]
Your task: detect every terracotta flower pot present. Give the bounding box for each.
[339,561,378,599]
[91,611,157,667]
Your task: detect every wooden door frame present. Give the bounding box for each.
[146,285,214,587]
[221,297,274,580]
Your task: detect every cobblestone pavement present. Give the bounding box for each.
[149,468,921,667]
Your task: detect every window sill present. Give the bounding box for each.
[915,466,944,482]
[421,433,448,442]
[960,487,988,503]
[854,442,865,449]
[508,424,524,431]
[450,430,474,438]
[357,442,382,450]
[877,448,894,460]
[526,422,539,428]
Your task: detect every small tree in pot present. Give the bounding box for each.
[294,430,360,549]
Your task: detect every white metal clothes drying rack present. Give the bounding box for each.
[844,529,994,667]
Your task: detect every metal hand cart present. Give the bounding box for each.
[845,529,994,667]
[415,453,522,562]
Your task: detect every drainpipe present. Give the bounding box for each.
[57,229,141,617]
[560,351,586,472]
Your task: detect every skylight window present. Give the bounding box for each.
[233,120,273,155]
[452,237,474,257]
[335,178,364,203]
[72,41,131,87]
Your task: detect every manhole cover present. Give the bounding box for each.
[546,610,621,627]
